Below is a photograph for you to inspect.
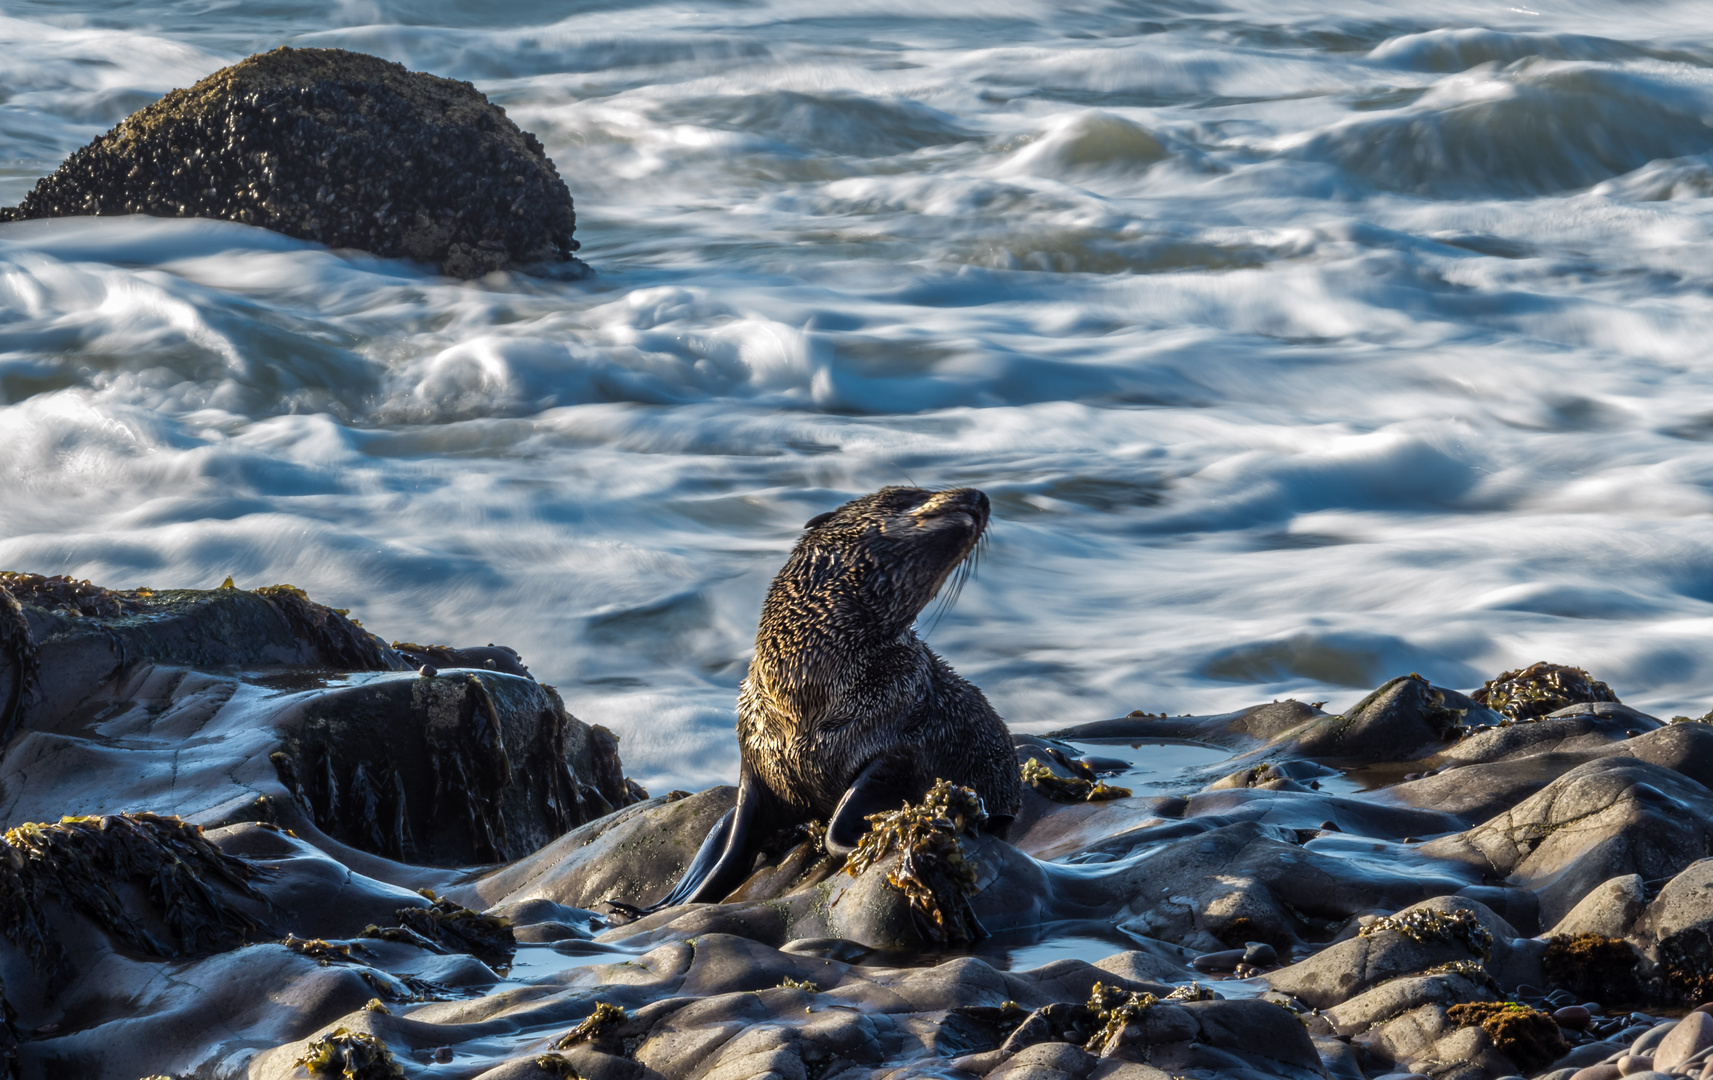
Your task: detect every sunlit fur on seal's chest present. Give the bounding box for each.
[628,485,1020,912]
[739,485,1020,834]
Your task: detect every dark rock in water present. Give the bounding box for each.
[1289,673,1467,763]
[0,47,581,279]
[0,574,643,869]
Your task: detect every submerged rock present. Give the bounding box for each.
[0,47,581,279]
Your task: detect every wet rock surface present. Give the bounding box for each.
[5,574,1713,1080]
[0,48,581,279]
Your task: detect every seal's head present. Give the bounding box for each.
[788,486,989,639]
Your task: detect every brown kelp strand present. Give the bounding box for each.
[1083,981,1159,1055]
[552,1001,626,1051]
[846,779,988,945]
[293,1027,405,1079]
[1020,757,1132,802]
[0,812,270,983]
[361,890,514,970]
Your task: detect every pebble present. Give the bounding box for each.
[1556,1006,1594,1030]
[1242,941,1278,966]
[432,1046,453,1063]
[1655,1012,1713,1073]
[1617,1055,1654,1076]
[1569,1066,1620,1080]
[1190,948,1245,972]
[418,664,438,678]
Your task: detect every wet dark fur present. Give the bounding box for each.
[739,486,1020,827]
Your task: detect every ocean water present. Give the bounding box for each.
[5,0,1713,794]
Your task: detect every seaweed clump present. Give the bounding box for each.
[1446,1001,1568,1073]
[0,812,269,984]
[361,889,514,970]
[1,47,580,279]
[293,1028,405,1079]
[1084,982,1159,1056]
[534,1055,579,1078]
[1542,933,1643,1003]
[0,586,37,749]
[553,1001,626,1052]
[1020,758,1132,803]
[0,573,151,618]
[846,779,989,945]
[1656,929,1713,1004]
[1472,662,1618,721]
[1360,907,1493,960]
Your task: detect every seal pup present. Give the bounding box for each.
[640,485,1021,911]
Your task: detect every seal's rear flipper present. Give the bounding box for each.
[620,762,766,915]
[824,754,923,857]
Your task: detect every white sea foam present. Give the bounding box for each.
[5,0,1713,791]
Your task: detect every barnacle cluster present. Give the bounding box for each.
[1359,907,1493,960]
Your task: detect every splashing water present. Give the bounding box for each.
[5,0,1713,792]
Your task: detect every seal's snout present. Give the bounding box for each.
[909,487,990,532]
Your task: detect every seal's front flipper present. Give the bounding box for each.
[627,762,765,914]
[824,754,921,857]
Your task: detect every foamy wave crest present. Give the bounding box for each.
[1301,63,1713,196]
[1368,28,1643,72]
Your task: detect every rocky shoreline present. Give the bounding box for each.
[2,572,1712,1080]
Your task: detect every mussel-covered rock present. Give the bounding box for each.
[0,47,580,279]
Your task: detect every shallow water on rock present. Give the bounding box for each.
[6,1,1713,796]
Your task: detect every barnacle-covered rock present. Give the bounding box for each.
[0,47,581,279]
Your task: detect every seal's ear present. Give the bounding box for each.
[804,511,836,530]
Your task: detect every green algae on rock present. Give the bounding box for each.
[0,812,269,984]
[1472,661,1619,721]
[0,47,580,279]
[845,778,988,945]
[1445,1000,1568,1073]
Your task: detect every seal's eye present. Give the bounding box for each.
[804,511,836,530]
